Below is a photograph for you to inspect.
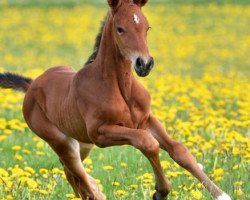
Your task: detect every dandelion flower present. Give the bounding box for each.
[103,165,113,171]
[115,190,126,196]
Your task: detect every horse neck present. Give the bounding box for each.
[94,12,133,101]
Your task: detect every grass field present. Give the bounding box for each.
[0,1,250,200]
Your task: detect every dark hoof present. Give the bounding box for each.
[153,191,167,200]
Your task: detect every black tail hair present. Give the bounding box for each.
[0,72,32,92]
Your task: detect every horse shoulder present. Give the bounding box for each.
[132,79,151,108]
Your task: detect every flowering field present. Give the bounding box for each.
[0,2,250,200]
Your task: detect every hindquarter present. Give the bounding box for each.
[23,67,91,143]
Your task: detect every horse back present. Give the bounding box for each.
[29,66,76,112]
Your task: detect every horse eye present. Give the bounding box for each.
[116,27,125,34]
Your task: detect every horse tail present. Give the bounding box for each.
[0,72,32,93]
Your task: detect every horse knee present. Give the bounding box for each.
[136,133,160,156]
[145,140,160,156]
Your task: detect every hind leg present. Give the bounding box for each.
[60,159,80,197]
[24,103,104,200]
[79,142,106,200]
[60,143,94,197]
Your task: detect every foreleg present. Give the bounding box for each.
[92,125,171,200]
[148,115,231,200]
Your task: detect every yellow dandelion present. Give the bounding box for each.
[171,190,179,196]
[6,195,13,200]
[103,165,113,171]
[0,168,8,177]
[85,167,92,173]
[234,188,244,196]
[115,190,126,196]
[129,184,138,189]
[39,189,49,195]
[161,160,170,169]
[191,189,202,200]
[27,179,38,189]
[111,181,120,186]
[14,154,23,161]
[39,168,49,175]
[52,168,61,174]
[36,141,44,149]
[149,190,156,196]
[0,135,7,141]
[36,151,45,156]
[120,162,127,168]
[22,149,31,154]
[83,158,92,165]
[66,193,76,198]
[3,129,12,135]
[24,167,35,174]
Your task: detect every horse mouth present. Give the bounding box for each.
[134,68,151,77]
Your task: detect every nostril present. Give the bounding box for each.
[136,57,144,69]
[147,57,154,70]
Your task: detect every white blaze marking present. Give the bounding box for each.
[133,14,140,24]
[215,193,232,200]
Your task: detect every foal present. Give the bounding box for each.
[0,0,231,199]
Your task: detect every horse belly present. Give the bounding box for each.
[45,95,92,143]
[58,111,92,143]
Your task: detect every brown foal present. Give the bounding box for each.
[0,0,231,199]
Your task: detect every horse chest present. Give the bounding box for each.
[129,102,148,128]
[100,95,149,129]
[77,74,151,130]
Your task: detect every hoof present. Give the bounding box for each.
[153,191,167,200]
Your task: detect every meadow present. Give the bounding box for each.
[0,1,250,200]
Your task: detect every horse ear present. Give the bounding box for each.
[133,0,148,7]
[107,0,122,9]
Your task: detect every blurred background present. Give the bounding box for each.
[0,1,249,200]
[0,0,249,77]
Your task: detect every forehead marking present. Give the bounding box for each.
[133,14,140,24]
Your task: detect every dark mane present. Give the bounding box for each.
[85,16,107,65]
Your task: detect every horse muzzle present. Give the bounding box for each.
[134,57,154,77]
